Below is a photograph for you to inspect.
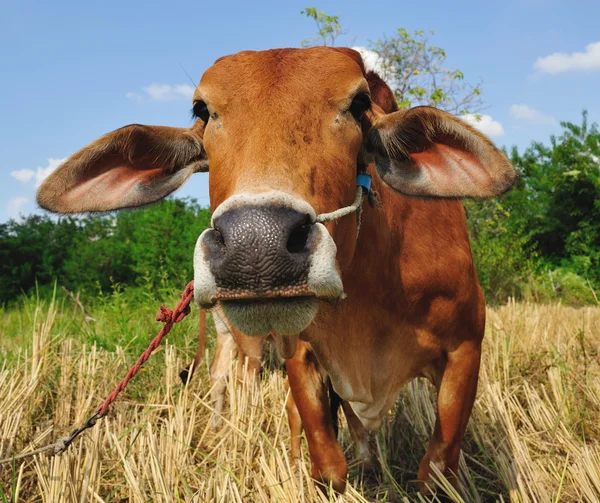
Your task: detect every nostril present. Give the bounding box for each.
[287,219,312,254]
[208,227,226,253]
[213,228,225,246]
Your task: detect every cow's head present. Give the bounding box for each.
[37,47,516,337]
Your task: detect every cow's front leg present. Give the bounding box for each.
[234,329,263,384]
[418,339,481,495]
[209,312,238,425]
[284,379,303,470]
[286,340,347,493]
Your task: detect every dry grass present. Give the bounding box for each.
[1,299,599,502]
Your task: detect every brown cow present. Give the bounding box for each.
[181,306,374,468]
[37,47,516,495]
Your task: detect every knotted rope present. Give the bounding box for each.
[0,281,195,467]
[96,281,194,417]
[316,185,365,224]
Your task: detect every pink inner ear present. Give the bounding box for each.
[409,143,495,196]
[62,162,186,211]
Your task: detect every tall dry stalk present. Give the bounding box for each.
[0,301,598,502]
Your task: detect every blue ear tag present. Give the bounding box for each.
[356,174,372,192]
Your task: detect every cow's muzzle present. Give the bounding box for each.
[193,192,344,336]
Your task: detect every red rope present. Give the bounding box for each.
[97,280,195,416]
[0,281,197,463]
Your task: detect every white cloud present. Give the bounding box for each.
[7,196,29,219]
[11,169,35,183]
[534,41,600,75]
[510,104,557,125]
[352,46,387,77]
[9,159,64,190]
[127,83,195,102]
[11,158,65,187]
[461,114,505,138]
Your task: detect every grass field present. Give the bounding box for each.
[0,290,599,502]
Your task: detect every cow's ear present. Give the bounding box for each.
[37,124,208,213]
[366,107,516,199]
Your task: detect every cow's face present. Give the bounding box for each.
[192,48,371,336]
[37,47,516,338]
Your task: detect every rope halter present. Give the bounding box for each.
[315,174,372,237]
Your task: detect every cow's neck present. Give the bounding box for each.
[306,172,415,413]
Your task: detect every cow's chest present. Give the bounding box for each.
[307,307,442,430]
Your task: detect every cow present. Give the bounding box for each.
[36,46,517,495]
[180,305,375,469]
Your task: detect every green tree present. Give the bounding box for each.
[467,111,600,304]
[0,198,212,305]
[300,7,343,47]
[370,29,483,114]
[126,198,211,288]
[301,9,483,114]
[0,215,80,302]
[465,196,537,303]
[62,198,212,293]
[526,112,600,283]
[61,214,135,293]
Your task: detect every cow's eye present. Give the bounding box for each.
[192,101,210,124]
[349,93,371,122]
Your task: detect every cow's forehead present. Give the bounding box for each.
[194,47,367,105]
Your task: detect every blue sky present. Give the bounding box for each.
[2,0,599,221]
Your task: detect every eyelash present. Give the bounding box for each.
[349,93,371,122]
[191,101,210,123]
